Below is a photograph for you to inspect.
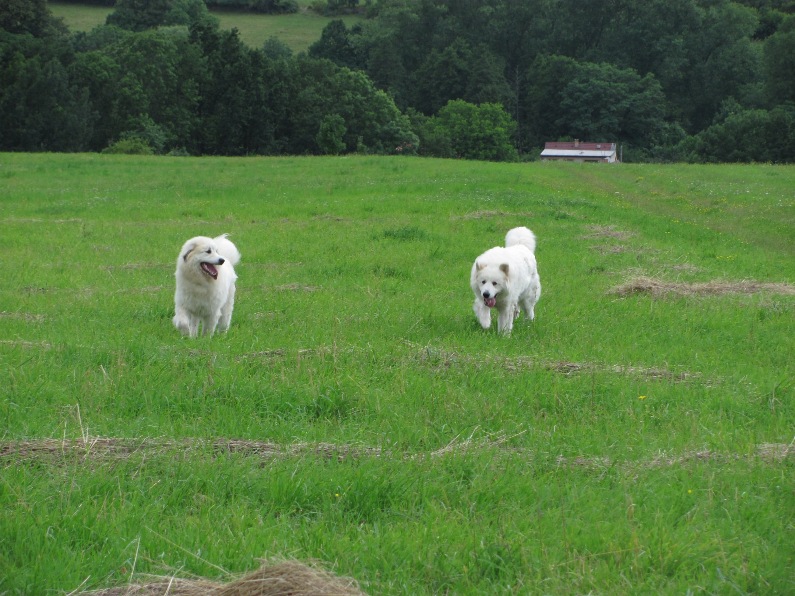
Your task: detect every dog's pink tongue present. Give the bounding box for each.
[201,263,218,278]
[484,297,496,308]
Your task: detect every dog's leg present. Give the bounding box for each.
[473,299,491,329]
[497,304,516,335]
[188,318,201,338]
[173,310,190,335]
[217,287,236,333]
[201,316,218,337]
[520,296,536,321]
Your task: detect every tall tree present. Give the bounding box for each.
[687,104,795,163]
[557,62,668,149]
[0,0,65,37]
[285,56,417,154]
[420,100,518,161]
[763,16,795,105]
[190,24,277,155]
[519,54,581,148]
[105,27,204,151]
[0,42,92,151]
[412,38,473,114]
[308,20,361,69]
[682,1,762,131]
[68,49,123,151]
[106,0,216,32]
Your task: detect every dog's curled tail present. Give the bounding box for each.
[214,233,241,266]
[505,226,536,253]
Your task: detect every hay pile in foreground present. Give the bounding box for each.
[82,559,366,596]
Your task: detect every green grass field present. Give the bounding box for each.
[49,1,364,51]
[1,153,794,594]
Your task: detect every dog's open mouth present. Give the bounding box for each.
[484,297,496,308]
[200,262,219,280]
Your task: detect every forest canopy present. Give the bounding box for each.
[1,0,794,161]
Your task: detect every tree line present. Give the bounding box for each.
[1,0,794,162]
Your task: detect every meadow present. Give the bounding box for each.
[49,1,364,51]
[1,153,794,594]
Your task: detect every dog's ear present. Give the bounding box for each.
[476,261,485,271]
[500,263,509,274]
[182,243,197,261]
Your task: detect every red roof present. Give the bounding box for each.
[544,141,615,151]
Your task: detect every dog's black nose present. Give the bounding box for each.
[483,291,491,298]
[218,258,225,265]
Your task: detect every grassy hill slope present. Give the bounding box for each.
[49,0,364,51]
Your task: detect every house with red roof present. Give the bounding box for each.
[540,140,619,163]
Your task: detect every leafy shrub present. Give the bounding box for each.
[682,104,795,163]
[262,36,292,60]
[316,114,346,155]
[204,0,298,14]
[106,0,216,31]
[101,138,154,155]
[417,100,518,161]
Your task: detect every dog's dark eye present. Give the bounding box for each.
[492,282,497,286]
[481,280,486,284]
[206,249,212,254]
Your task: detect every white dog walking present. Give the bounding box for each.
[173,234,241,337]
[470,226,541,335]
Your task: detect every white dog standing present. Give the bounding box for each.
[470,226,541,335]
[173,234,241,337]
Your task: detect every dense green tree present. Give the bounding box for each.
[103,27,203,152]
[685,104,795,162]
[412,38,472,114]
[681,1,762,131]
[542,0,622,60]
[361,32,408,106]
[352,1,435,109]
[308,20,361,69]
[316,113,346,154]
[518,54,584,148]
[285,56,417,154]
[595,0,699,113]
[349,0,792,156]
[0,30,94,151]
[106,0,216,32]
[519,56,669,154]
[2,0,792,160]
[0,39,92,151]
[190,24,280,155]
[0,0,66,37]
[419,100,518,161]
[557,62,668,149]
[763,16,795,105]
[71,23,133,52]
[463,46,513,108]
[67,49,123,150]
[205,0,298,14]
[483,0,547,75]
[262,35,292,60]
[247,0,299,14]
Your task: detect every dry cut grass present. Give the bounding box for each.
[611,276,795,297]
[412,342,701,382]
[451,210,535,220]
[4,436,792,470]
[581,225,635,240]
[76,559,366,596]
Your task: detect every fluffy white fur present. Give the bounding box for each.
[470,226,541,335]
[173,234,241,337]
